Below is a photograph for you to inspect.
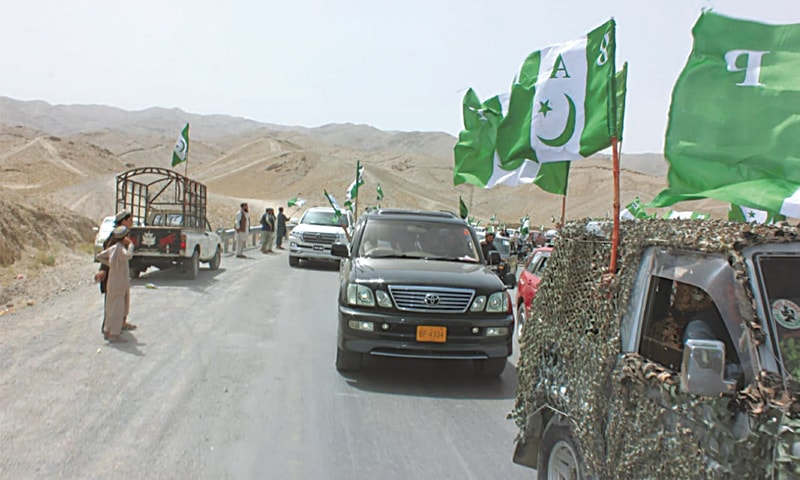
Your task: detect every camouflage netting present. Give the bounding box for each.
[510,218,800,479]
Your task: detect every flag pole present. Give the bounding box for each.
[609,136,621,275]
[559,195,566,227]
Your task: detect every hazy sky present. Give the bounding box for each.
[1,0,798,153]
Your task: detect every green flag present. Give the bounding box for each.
[650,11,800,217]
[620,196,653,220]
[324,189,343,221]
[344,160,365,211]
[663,210,711,220]
[376,183,384,202]
[614,62,628,139]
[453,20,622,196]
[458,196,469,219]
[287,197,307,207]
[728,204,785,224]
[172,123,189,167]
[519,216,530,236]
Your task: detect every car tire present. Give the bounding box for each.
[289,255,300,267]
[517,303,526,339]
[473,357,507,377]
[186,250,199,280]
[208,247,221,271]
[335,348,362,371]
[538,423,588,480]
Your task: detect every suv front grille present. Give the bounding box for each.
[388,285,475,313]
[301,232,337,245]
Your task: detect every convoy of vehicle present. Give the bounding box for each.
[331,209,517,376]
[511,219,800,479]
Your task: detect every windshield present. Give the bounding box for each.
[494,237,513,257]
[301,210,349,227]
[756,255,800,380]
[358,219,480,262]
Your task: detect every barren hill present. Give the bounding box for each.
[0,96,732,261]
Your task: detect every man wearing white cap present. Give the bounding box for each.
[94,210,137,331]
[96,226,134,342]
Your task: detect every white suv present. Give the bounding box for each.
[288,207,352,267]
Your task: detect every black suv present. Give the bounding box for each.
[331,209,516,376]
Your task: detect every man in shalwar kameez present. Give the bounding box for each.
[97,226,134,342]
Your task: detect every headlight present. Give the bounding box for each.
[486,291,509,312]
[375,290,393,308]
[346,283,375,306]
[289,230,301,239]
[470,295,487,311]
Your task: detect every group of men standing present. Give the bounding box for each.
[233,202,288,257]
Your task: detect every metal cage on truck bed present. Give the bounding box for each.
[115,167,207,228]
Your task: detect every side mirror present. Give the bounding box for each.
[680,339,735,396]
[331,243,349,258]
[488,251,501,265]
[503,272,517,289]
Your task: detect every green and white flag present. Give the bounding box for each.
[324,189,343,221]
[458,196,469,220]
[344,160,365,211]
[172,123,189,167]
[376,183,384,202]
[287,197,307,208]
[620,196,652,220]
[650,11,800,218]
[453,20,621,196]
[728,204,785,224]
[663,210,711,220]
[519,216,530,236]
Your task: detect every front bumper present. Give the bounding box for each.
[337,305,513,360]
[289,241,339,261]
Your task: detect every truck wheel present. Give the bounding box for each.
[538,424,588,480]
[289,255,300,267]
[517,303,526,339]
[186,250,199,280]
[335,348,362,371]
[473,357,507,377]
[208,247,221,271]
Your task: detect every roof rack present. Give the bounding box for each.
[371,209,460,219]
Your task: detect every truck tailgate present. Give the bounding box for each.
[130,227,182,255]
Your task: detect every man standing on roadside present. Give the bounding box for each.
[94,209,137,332]
[275,206,288,250]
[235,202,250,258]
[260,207,276,254]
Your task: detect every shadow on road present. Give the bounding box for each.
[130,267,226,293]
[340,356,519,400]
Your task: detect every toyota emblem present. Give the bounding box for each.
[424,294,440,305]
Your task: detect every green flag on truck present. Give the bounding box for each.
[650,11,800,218]
[172,123,189,167]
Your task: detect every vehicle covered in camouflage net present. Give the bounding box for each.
[511,218,800,479]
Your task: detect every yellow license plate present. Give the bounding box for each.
[416,326,447,343]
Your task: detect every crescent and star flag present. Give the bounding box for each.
[650,11,800,218]
[344,160,365,212]
[728,204,785,224]
[453,19,623,196]
[172,123,189,167]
